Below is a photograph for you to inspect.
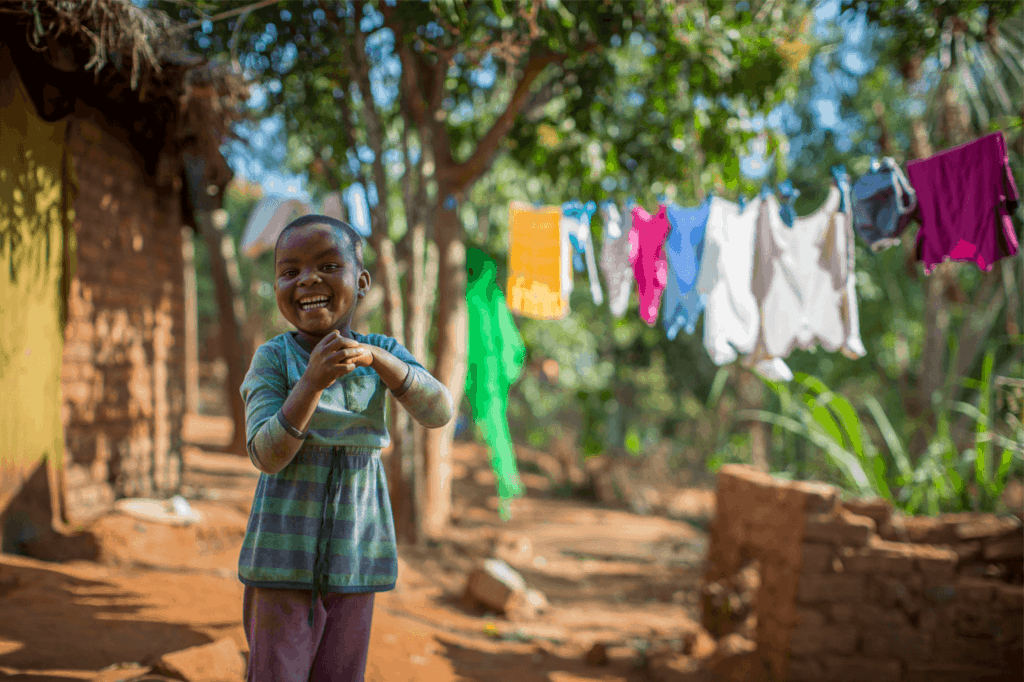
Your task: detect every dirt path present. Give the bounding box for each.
[0,436,712,682]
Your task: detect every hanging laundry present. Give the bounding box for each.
[742,182,866,373]
[466,248,526,518]
[599,201,633,318]
[561,201,604,305]
[506,202,567,320]
[661,198,712,340]
[776,180,801,228]
[630,204,672,326]
[851,157,917,252]
[697,197,763,365]
[907,130,1019,274]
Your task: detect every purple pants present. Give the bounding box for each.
[243,585,375,682]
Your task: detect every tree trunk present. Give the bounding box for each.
[423,194,468,541]
[195,208,250,456]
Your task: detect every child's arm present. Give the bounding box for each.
[340,336,453,428]
[246,332,369,475]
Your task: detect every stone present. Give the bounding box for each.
[505,587,548,622]
[821,656,901,682]
[946,541,982,562]
[681,626,717,660]
[803,510,874,547]
[463,559,527,614]
[585,642,608,666]
[151,637,245,682]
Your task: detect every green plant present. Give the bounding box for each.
[735,354,1023,515]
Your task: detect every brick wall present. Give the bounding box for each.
[702,465,1024,682]
[60,109,188,522]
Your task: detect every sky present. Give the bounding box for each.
[226,0,869,211]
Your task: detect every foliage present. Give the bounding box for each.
[738,354,1024,515]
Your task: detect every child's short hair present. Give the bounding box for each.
[275,214,364,268]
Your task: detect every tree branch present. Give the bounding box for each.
[440,49,561,191]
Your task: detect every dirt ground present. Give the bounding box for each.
[0,424,715,682]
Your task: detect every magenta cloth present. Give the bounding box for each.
[629,204,672,325]
[243,585,375,681]
[907,131,1020,275]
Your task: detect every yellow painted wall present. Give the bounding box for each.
[0,46,74,511]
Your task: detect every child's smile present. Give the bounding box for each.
[274,225,370,345]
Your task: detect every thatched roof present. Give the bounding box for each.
[0,0,249,192]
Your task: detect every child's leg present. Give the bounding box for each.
[243,585,324,681]
[307,592,376,682]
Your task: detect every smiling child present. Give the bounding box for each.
[237,214,453,681]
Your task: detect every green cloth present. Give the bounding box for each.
[465,248,525,506]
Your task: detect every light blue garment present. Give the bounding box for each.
[661,199,712,340]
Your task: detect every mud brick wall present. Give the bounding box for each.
[60,110,188,522]
[703,464,1024,682]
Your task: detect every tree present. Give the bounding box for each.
[166,0,811,537]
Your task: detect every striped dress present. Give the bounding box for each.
[237,331,422,625]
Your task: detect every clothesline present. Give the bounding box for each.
[499,129,1021,382]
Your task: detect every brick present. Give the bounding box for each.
[904,663,1011,682]
[954,514,1021,541]
[796,573,865,604]
[901,515,955,544]
[842,496,893,527]
[794,607,826,628]
[786,657,825,682]
[954,607,1006,639]
[933,629,1002,666]
[915,545,958,580]
[982,532,1023,561]
[870,575,923,615]
[923,582,958,604]
[862,625,933,661]
[947,541,981,562]
[955,576,995,604]
[801,543,833,573]
[821,655,901,682]
[789,624,858,656]
[994,582,1024,611]
[839,542,916,576]
[829,603,909,629]
[152,637,245,682]
[791,479,839,514]
[804,510,875,547]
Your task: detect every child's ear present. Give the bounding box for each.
[357,269,372,298]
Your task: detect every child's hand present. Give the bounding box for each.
[303,331,374,391]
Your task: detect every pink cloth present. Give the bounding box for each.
[629,204,672,325]
[907,131,1020,275]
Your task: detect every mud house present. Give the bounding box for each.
[0,0,246,552]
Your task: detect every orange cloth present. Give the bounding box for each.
[506,202,568,320]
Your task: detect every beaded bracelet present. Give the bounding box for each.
[277,410,308,439]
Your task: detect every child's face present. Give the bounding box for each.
[274,225,370,343]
